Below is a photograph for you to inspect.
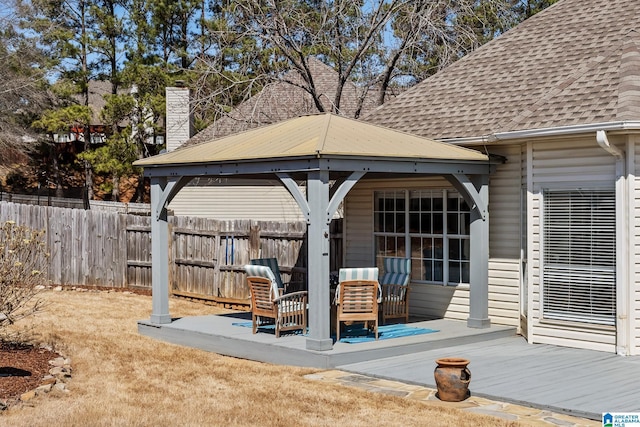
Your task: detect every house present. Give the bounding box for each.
[138,0,639,356]
[53,80,112,145]
[54,80,165,147]
[166,59,386,221]
[355,0,640,355]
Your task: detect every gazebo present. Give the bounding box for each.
[134,113,501,351]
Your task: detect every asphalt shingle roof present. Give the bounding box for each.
[186,58,381,147]
[365,0,640,139]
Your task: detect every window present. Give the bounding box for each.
[374,190,470,285]
[542,189,616,325]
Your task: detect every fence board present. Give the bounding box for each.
[0,201,343,303]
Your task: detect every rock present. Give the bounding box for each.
[40,376,57,386]
[49,366,65,377]
[20,390,36,401]
[53,286,63,292]
[49,357,66,367]
[53,382,67,392]
[35,384,53,395]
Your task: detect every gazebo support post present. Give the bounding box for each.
[150,176,172,324]
[305,170,333,350]
[448,173,491,329]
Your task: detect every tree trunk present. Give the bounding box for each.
[111,173,120,201]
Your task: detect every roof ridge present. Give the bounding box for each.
[616,29,640,120]
[492,43,622,133]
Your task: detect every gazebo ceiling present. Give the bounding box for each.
[135,113,490,169]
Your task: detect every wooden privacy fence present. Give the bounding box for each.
[0,201,343,305]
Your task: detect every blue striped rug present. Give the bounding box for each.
[232,322,438,343]
[337,323,438,343]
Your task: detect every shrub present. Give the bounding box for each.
[0,220,48,329]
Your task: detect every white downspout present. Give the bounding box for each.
[597,130,628,356]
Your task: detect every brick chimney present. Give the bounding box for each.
[165,83,194,152]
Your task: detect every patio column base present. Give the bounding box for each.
[467,317,491,329]
[306,338,333,351]
[150,314,172,324]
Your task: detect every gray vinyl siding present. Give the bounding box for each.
[633,135,640,355]
[169,186,305,221]
[487,144,523,327]
[529,137,618,353]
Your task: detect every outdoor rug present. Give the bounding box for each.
[336,323,439,343]
[232,322,438,343]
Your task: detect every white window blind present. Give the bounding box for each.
[542,189,616,325]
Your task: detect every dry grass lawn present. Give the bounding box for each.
[0,290,523,426]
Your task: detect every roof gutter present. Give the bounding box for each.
[596,130,624,159]
[438,121,640,146]
[596,129,628,356]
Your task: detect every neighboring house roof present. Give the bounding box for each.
[185,58,382,146]
[86,80,112,125]
[75,80,130,126]
[135,113,488,167]
[365,0,640,140]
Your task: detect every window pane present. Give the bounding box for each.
[422,197,431,211]
[384,213,394,232]
[410,197,420,211]
[447,213,458,234]
[449,261,460,283]
[396,212,405,232]
[433,214,443,234]
[449,238,460,260]
[460,213,470,234]
[434,261,443,282]
[433,197,443,211]
[433,238,443,260]
[461,262,470,283]
[424,260,433,281]
[461,239,470,261]
[409,212,420,232]
[447,197,458,211]
[421,213,431,233]
[384,198,395,211]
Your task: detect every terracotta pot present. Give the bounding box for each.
[434,357,471,402]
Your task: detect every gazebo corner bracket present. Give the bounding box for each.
[449,173,488,221]
[277,173,311,223]
[326,171,365,222]
[152,176,190,221]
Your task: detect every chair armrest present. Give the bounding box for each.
[381,283,410,299]
[274,291,308,304]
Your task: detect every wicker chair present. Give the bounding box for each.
[335,267,379,341]
[244,264,307,338]
[379,258,411,324]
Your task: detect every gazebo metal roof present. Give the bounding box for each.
[136,113,488,166]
